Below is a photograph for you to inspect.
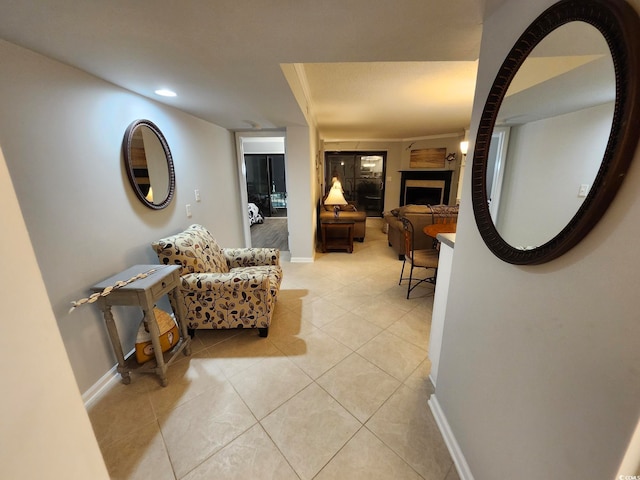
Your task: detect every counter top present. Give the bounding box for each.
[436,233,456,248]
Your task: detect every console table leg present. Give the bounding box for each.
[172,287,192,356]
[101,305,131,384]
[143,308,168,387]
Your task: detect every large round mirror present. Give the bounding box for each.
[471,0,640,265]
[123,119,175,210]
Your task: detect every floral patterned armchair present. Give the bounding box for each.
[151,224,282,337]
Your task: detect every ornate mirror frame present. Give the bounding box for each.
[471,0,640,264]
[123,119,176,210]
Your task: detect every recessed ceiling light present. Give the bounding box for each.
[155,89,177,97]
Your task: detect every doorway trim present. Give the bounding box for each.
[235,131,286,247]
[487,126,510,223]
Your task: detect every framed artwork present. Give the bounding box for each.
[410,148,446,168]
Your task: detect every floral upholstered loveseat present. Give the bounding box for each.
[151,224,282,337]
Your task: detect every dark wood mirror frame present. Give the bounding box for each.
[123,119,176,210]
[471,0,640,265]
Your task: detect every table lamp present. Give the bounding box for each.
[324,180,348,218]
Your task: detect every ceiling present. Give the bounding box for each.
[0,0,507,140]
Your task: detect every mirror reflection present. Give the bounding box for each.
[487,21,614,249]
[123,120,175,209]
[131,126,170,202]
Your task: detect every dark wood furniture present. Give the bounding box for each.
[423,223,457,239]
[321,217,355,253]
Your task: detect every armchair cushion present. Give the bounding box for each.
[223,247,280,268]
[153,224,229,275]
[397,204,432,216]
[180,271,272,329]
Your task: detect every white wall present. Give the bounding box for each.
[286,125,316,261]
[0,146,109,479]
[497,102,613,247]
[0,40,244,393]
[241,136,286,154]
[435,1,640,479]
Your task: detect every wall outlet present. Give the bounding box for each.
[194,189,200,202]
[186,204,192,217]
[578,184,589,197]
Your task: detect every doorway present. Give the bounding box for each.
[487,126,510,223]
[324,151,386,216]
[245,154,287,218]
[236,134,289,252]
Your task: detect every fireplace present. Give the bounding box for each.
[399,170,453,206]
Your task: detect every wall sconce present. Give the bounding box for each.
[460,140,469,156]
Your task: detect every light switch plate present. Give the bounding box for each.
[578,184,589,197]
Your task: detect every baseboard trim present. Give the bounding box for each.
[82,348,134,408]
[82,365,120,408]
[289,256,314,263]
[429,394,475,480]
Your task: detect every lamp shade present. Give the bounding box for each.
[460,140,469,155]
[324,183,348,206]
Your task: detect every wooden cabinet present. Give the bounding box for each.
[321,218,355,253]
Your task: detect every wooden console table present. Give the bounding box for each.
[90,264,191,387]
[321,217,355,253]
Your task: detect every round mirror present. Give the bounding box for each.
[471,0,640,265]
[123,119,175,210]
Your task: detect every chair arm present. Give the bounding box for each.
[222,248,280,268]
[180,271,270,294]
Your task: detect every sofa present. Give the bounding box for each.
[151,224,282,337]
[383,204,458,259]
[319,203,367,241]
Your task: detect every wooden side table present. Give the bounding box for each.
[321,217,355,253]
[90,264,191,387]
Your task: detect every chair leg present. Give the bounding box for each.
[406,264,414,299]
[258,327,269,338]
[399,258,407,285]
[406,266,439,299]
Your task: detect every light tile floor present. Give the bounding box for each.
[88,218,459,480]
